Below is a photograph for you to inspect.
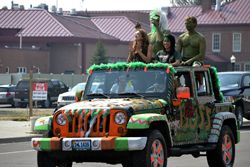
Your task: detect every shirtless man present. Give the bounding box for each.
[177,16,206,66]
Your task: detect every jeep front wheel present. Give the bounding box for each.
[38,151,72,167]
[207,125,235,167]
[135,130,167,167]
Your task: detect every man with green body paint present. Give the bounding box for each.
[177,16,206,66]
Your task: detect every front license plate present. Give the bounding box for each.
[72,140,91,151]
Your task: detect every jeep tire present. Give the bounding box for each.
[207,125,235,167]
[38,151,72,167]
[130,130,167,167]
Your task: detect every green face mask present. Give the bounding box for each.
[149,10,160,33]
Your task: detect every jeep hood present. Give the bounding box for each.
[220,86,241,96]
[57,98,167,113]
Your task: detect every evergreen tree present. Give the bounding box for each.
[91,40,108,65]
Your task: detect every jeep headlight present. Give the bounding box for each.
[56,113,66,126]
[114,112,126,125]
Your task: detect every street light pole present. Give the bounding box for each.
[230,55,236,71]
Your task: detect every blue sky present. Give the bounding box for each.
[1,0,171,11]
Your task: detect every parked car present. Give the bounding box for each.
[57,82,86,108]
[0,84,16,107]
[14,79,69,108]
[218,71,250,127]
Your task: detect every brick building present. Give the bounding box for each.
[0,0,249,73]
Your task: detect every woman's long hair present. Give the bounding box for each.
[164,34,176,56]
[137,29,149,53]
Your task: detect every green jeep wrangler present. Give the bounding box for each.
[32,62,240,167]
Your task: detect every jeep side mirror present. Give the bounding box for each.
[75,90,83,102]
[176,87,190,99]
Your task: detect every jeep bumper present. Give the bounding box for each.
[32,137,147,151]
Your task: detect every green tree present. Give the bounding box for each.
[91,40,108,65]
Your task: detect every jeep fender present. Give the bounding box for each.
[208,112,239,143]
[127,113,173,146]
[127,113,168,129]
[34,116,53,131]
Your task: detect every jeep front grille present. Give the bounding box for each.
[54,109,110,137]
[62,96,75,101]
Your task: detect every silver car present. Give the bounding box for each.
[0,84,16,107]
[57,82,86,108]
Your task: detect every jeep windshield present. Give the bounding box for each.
[83,69,169,99]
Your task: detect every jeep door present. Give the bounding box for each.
[172,71,198,144]
[194,69,214,143]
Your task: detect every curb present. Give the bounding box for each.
[0,135,42,144]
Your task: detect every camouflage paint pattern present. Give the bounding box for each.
[59,98,165,113]
[208,112,239,143]
[168,98,214,145]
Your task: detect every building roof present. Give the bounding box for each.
[53,14,117,40]
[0,9,139,42]
[168,6,202,33]
[168,0,250,32]
[0,9,73,37]
[91,16,136,42]
[78,0,250,33]
[1,0,249,40]
[197,0,250,25]
[0,9,118,41]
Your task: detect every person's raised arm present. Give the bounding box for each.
[127,41,136,62]
[136,44,153,63]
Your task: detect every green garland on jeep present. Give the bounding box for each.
[32,62,239,167]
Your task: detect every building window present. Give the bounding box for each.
[17,67,27,73]
[235,64,240,71]
[212,33,221,52]
[5,67,9,73]
[245,64,250,71]
[233,33,241,52]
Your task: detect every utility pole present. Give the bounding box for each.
[29,70,33,119]
[19,32,22,49]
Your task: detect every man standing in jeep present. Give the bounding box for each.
[177,16,206,66]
